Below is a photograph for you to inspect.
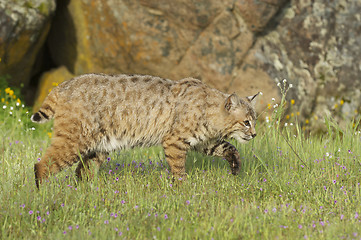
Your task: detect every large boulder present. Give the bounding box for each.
[0,0,56,86]
[47,0,285,111]
[253,0,361,126]
[3,0,360,127]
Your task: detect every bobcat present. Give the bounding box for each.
[31,73,259,188]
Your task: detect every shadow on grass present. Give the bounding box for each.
[96,147,242,181]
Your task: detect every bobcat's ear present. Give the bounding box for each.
[225,93,240,112]
[246,92,261,104]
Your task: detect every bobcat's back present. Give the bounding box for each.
[33,74,181,150]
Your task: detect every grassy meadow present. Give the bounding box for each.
[1,83,361,239]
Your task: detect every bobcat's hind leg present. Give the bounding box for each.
[75,152,107,181]
[34,137,85,189]
[200,141,241,175]
[163,135,190,180]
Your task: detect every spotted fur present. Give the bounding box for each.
[32,73,259,188]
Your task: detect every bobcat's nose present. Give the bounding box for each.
[252,133,257,138]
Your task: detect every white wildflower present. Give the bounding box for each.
[283,79,287,83]
[9,111,13,115]
[273,104,278,108]
[2,105,6,109]
[289,84,293,88]
[271,98,276,101]
[284,123,288,127]
[259,92,263,95]
[16,102,20,106]
[10,106,13,110]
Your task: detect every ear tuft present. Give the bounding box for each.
[225,93,240,111]
[247,92,260,103]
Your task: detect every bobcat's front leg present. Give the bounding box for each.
[162,135,190,180]
[202,141,241,175]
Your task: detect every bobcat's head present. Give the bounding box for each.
[223,92,259,143]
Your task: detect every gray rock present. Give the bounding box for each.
[253,0,361,124]
[0,0,56,86]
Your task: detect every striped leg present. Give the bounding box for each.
[201,141,241,175]
[162,136,190,180]
[34,137,83,188]
[75,152,107,180]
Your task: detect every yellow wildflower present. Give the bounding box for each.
[291,113,294,117]
[314,116,318,120]
[340,99,344,105]
[305,119,309,124]
[286,115,290,119]
[17,98,21,104]
[267,103,271,109]
[5,87,10,94]
[296,112,300,116]
[1,98,4,103]
[47,132,52,138]
[8,90,14,96]
[290,99,295,105]
[334,103,338,109]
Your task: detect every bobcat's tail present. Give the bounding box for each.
[31,91,58,124]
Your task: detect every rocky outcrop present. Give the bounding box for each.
[255,0,361,126]
[1,0,360,127]
[0,0,56,86]
[46,0,285,113]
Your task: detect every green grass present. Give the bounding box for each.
[1,88,361,239]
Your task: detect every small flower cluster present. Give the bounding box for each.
[1,86,27,123]
[2,87,22,106]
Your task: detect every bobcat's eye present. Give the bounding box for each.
[243,120,251,127]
